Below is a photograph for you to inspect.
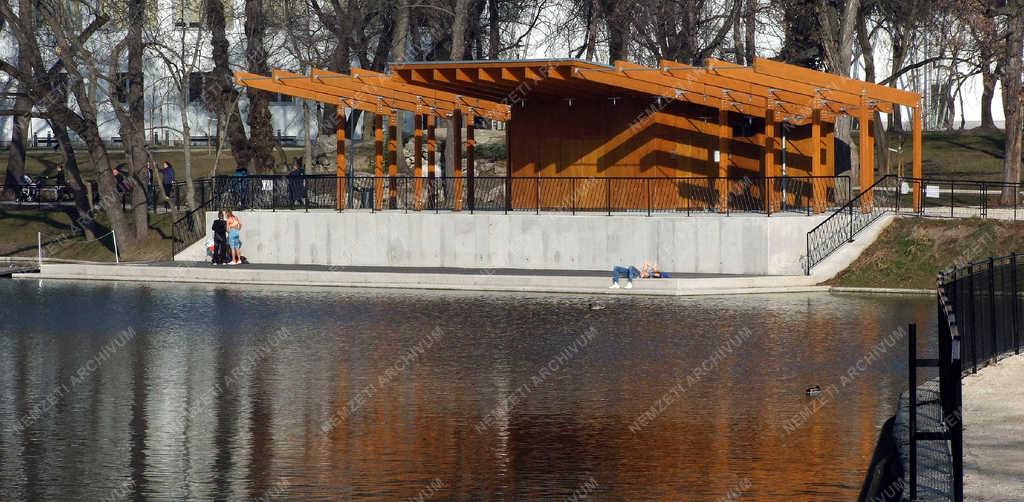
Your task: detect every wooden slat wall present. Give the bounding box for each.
[508,97,835,210]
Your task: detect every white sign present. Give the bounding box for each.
[262,179,273,191]
[900,182,911,195]
[926,185,941,199]
[713,150,720,163]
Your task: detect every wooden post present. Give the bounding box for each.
[913,104,923,211]
[427,114,436,210]
[811,108,828,213]
[718,107,730,212]
[336,107,346,210]
[764,108,779,212]
[467,112,476,211]
[387,111,398,209]
[374,113,384,209]
[414,114,423,210]
[825,124,834,208]
[452,111,463,211]
[860,100,874,212]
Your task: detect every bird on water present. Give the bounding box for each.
[806,385,822,396]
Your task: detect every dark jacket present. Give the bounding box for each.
[211,218,227,241]
[162,167,175,185]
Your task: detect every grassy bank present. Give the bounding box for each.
[0,129,1013,183]
[828,218,1024,289]
[0,209,173,262]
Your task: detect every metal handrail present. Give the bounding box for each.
[804,175,898,274]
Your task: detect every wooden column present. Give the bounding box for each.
[764,109,779,212]
[466,112,476,211]
[452,111,464,211]
[373,113,384,209]
[859,101,874,212]
[387,111,398,209]
[336,108,346,210]
[414,114,423,211]
[718,108,730,212]
[826,124,835,208]
[811,108,824,213]
[427,115,436,210]
[913,104,923,211]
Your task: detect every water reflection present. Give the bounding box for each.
[0,280,935,500]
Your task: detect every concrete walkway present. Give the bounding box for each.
[963,354,1024,501]
[20,262,829,296]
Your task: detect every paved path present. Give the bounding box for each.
[963,354,1024,501]
[20,262,826,296]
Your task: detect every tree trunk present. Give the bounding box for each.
[5,0,33,187]
[1000,3,1023,205]
[980,63,998,129]
[244,0,276,173]
[744,0,756,65]
[857,14,887,175]
[125,0,149,240]
[50,120,97,240]
[488,0,501,58]
[206,0,252,171]
[733,4,745,65]
[392,0,410,173]
[584,0,600,60]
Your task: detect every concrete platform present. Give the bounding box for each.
[20,262,826,296]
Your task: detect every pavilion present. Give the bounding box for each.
[235,57,922,213]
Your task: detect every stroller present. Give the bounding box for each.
[17,175,44,202]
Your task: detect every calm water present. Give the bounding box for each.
[0,280,936,500]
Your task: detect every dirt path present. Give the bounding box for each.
[963,354,1024,501]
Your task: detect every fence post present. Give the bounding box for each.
[908,322,918,501]
[969,264,978,373]
[848,201,854,243]
[37,232,43,268]
[646,178,652,217]
[571,177,576,215]
[606,178,611,216]
[989,257,999,360]
[536,176,544,216]
[950,181,955,218]
[1013,253,1021,355]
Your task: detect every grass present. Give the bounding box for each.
[2,129,1015,183]
[827,218,1024,289]
[0,208,174,262]
[874,129,1011,181]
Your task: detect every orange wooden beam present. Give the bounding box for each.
[414,114,424,211]
[753,57,919,108]
[718,108,730,211]
[374,114,384,209]
[913,104,923,211]
[859,99,874,211]
[350,68,510,119]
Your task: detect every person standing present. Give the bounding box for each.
[161,161,175,205]
[211,211,229,265]
[226,210,243,265]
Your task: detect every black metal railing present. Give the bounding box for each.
[899,177,1023,220]
[205,175,851,215]
[170,181,231,255]
[940,254,1023,373]
[804,175,900,274]
[907,254,1024,501]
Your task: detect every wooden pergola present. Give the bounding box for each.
[236,57,922,212]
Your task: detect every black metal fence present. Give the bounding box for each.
[206,174,851,215]
[898,178,1023,220]
[804,175,901,274]
[907,255,1024,501]
[940,254,1023,373]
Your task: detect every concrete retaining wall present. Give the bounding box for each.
[176,211,828,275]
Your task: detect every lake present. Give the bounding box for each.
[0,280,935,500]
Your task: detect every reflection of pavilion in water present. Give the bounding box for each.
[1,289,934,499]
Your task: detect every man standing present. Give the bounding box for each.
[161,161,175,204]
